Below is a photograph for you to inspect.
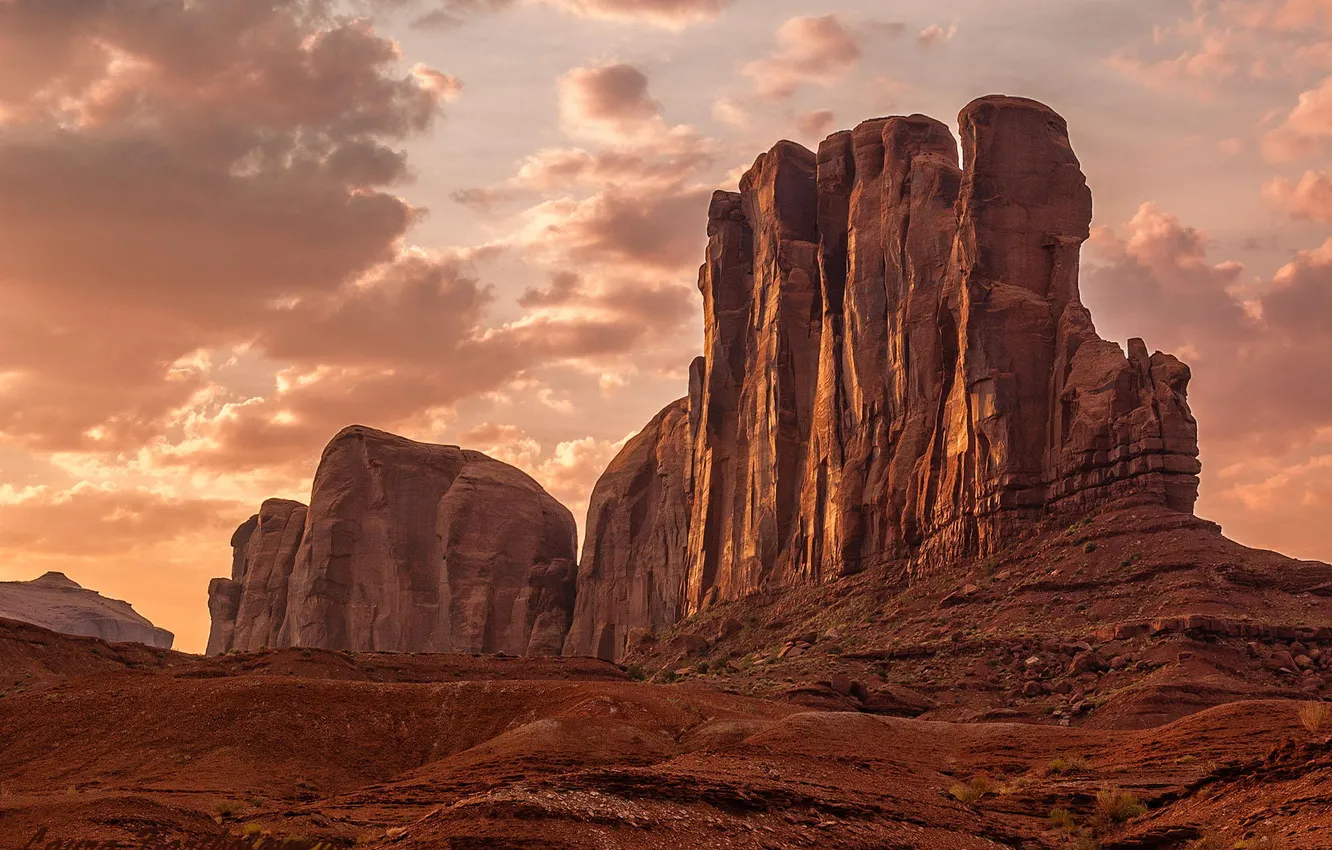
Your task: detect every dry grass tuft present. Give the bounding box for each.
[948,776,994,805]
[1095,788,1146,823]
[1299,701,1329,734]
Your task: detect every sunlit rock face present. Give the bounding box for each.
[207,426,578,656]
[0,571,174,649]
[570,96,1200,661]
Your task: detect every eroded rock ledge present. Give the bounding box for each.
[568,96,1200,661]
[207,426,578,656]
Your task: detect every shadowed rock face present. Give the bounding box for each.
[0,571,173,648]
[572,96,1201,661]
[207,426,578,656]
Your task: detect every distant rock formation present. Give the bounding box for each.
[207,426,578,656]
[567,96,1201,661]
[0,571,173,648]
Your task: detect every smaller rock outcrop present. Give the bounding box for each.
[0,571,173,648]
[207,426,579,656]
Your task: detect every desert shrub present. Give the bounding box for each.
[1095,788,1146,823]
[1234,823,1282,849]
[1299,701,1329,734]
[949,776,994,805]
[215,800,238,819]
[1048,807,1076,831]
[1047,754,1091,775]
[1186,834,1227,850]
[1083,542,1098,554]
[1069,834,1101,850]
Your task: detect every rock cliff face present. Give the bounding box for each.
[571,96,1201,661]
[207,426,578,656]
[0,571,173,648]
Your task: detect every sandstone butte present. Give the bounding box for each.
[0,570,173,648]
[206,425,578,655]
[564,95,1201,661]
[210,95,1203,661]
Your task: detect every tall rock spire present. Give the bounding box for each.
[567,95,1201,662]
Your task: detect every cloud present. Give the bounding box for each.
[743,15,863,101]
[538,0,732,29]
[1085,203,1332,451]
[1108,1,1332,94]
[0,0,460,457]
[0,483,242,558]
[1263,237,1332,334]
[379,0,728,29]
[1263,75,1332,160]
[917,23,958,48]
[1264,168,1332,221]
[795,109,837,139]
[557,62,664,141]
[1084,203,1332,559]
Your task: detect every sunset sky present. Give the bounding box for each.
[2,0,1331,653]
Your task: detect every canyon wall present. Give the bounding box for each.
[568,96,1200,661]
[207,426,578,656]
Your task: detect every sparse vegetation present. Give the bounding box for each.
[1298,701,1329,734]
[1186,834,1228,850]
[1094,788,1146,823]
[1048,807,1076,832]
[1234,823,1283,849]
[1047,754,1091,775]
[1083,542,1098,554]
[215,799,239,820]
[948,776,994,805]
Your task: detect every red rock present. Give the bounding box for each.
[562,400,692,661]
[207,426,577,656]
[571,96,1200,660]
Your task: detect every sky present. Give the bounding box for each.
[1,0,1331,654]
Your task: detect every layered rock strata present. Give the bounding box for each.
[207,426,578,656]
[567,96,1201,660]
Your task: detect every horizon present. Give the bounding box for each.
[2,0,1331,654]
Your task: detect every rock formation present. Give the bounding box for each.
[207,426,578,656]
[568,96,1201,661]
[0,571,173,648]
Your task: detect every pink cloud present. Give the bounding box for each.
[1263,75,1332,160]
[1264,168,1332,221]
[743,15,863,101]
